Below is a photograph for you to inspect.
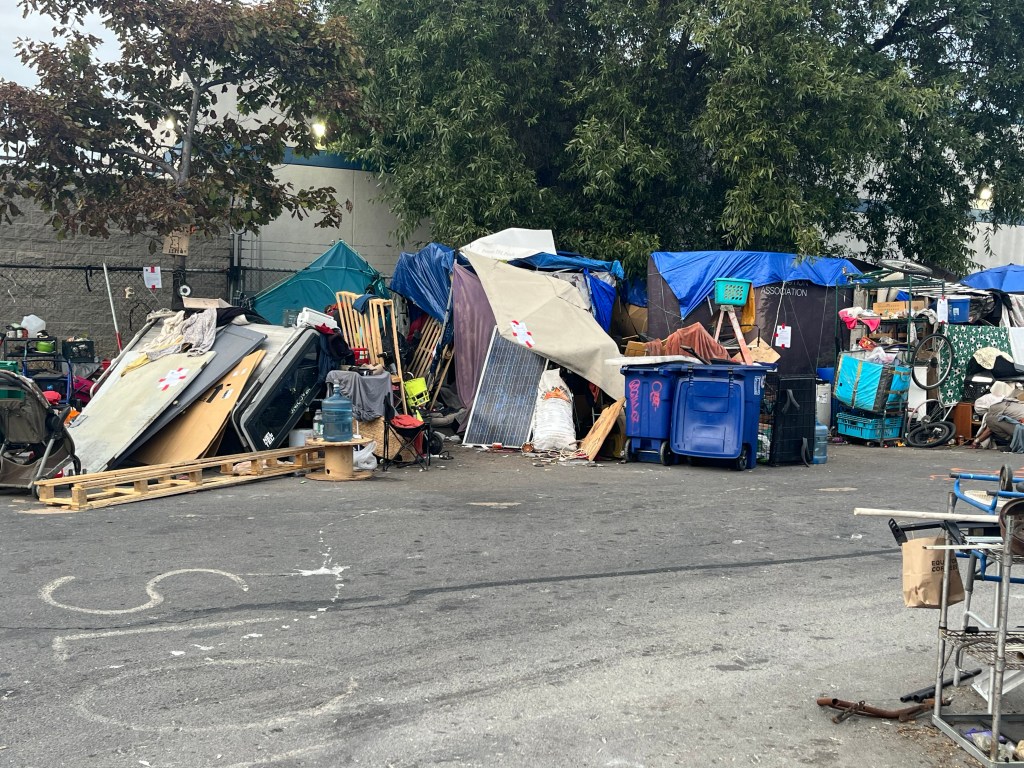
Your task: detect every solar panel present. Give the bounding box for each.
[463,328,547,447]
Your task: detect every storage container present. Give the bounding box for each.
[621,364,677,464]
[836,412,903,441]
[833,354,910,413]
[948,297,971,324]
[713,278,752,306]
[669,363,771,470]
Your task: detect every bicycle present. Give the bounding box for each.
[910,325,954,390]
[868,259,955,391]
[904,396,957,448]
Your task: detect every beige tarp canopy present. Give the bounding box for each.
[464,253,625,399]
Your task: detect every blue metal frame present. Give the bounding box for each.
[950,470,1024,584]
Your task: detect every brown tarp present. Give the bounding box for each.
[452,263,496,413]
[645,324,732,362]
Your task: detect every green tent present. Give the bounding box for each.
[250,242,387,325]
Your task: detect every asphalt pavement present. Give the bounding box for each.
[1,443,1015,767]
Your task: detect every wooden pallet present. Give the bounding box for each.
[335,291,407,413]
[407,317,444,380]
[32,446,326,512]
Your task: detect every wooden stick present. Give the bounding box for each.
[854,507,998,523]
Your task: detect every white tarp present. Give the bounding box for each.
[462,228,557,262]
[465,254,625,399]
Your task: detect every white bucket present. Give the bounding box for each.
[288,429,314,448]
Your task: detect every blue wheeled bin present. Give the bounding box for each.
[621,364,677,465]
[669,364,771,470]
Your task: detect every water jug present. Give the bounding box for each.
[812,422,828,465]
[321,385,354,442]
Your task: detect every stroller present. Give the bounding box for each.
[0,370,81,492]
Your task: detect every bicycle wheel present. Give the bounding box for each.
[878,259,933,276]
[911,333,954,389]
[905,420,955,448]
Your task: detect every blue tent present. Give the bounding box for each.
[962,264,1024,293]
[389,243,456,322]
[250,242,386,325]
[650,250,860,319]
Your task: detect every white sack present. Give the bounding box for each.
[532,369,576,451]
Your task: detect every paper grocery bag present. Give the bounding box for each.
[902,536,964,608]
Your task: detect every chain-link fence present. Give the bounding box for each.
[233,266,297,305]
[1,263,231,360]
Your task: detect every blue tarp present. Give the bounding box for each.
[651,250,861,319]
[390,243,455,322]
[624,278,648,308]
[251,241,385,325]
[962,264,1024,293]
[586,271,616,332]
[509,252,625,280]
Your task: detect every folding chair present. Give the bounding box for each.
[381,399,431,471]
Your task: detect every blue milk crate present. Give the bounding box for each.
[713,278,752,306]
[837,412,903,441]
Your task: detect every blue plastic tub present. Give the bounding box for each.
[621,364,676,464]
[668,363,771,470]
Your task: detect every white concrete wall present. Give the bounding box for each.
[831,219,1024,273]
[241,163,432,279]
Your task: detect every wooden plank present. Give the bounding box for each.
[578,400,626,460]
[854,507,997,523]
[428,350,454,410]
[132,350,265,466]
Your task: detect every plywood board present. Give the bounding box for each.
[578,399,626,460]
[131,350,265,465]
[68,350,216,474]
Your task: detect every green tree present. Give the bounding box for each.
[0,0,362,297]
[332,0,1024,276]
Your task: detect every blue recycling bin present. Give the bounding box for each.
[621,364,677,464]
[669,363,771,470]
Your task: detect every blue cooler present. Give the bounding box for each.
[669,364,771,470]
[621,364,677,464]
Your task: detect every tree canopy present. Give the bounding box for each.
[0,0,361,245]
[332,0,1024,275]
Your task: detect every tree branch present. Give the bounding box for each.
[108,144,179,179]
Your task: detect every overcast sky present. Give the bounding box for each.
[0,6,113,85]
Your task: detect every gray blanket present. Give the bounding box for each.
[325,370,392,421]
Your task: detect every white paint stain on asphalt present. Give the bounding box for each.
[72,661,358,733]
[39,569,249,615]
[51,617,281,662]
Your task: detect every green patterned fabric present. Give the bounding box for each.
[940,325,1011,402]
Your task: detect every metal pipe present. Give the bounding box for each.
[102,263,123,352]
[816,697,935,722]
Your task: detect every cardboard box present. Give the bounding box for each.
[872,300,927,318]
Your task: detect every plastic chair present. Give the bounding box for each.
[381,399,430,471]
